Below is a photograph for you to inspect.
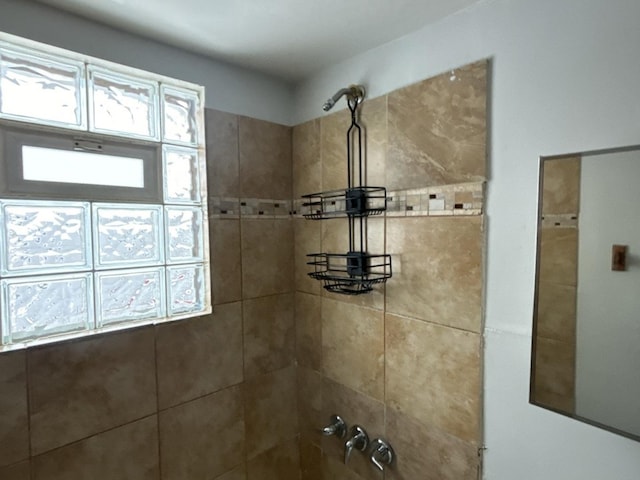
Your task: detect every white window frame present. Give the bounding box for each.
[0,124,162,203]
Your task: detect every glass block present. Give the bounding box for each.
[0,200,91,276]
[162,85,199,145]
[1,273,93,343]
[163,145,201,204]
[0,46,85,128]
[167,264,205,316]
[95,267,165,326]
[89,66,159,139]
[165,207,203,262]
[93,204,163,268]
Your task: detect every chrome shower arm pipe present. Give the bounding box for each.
[323,85,365,111]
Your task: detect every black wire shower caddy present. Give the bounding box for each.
[302,86,392,295]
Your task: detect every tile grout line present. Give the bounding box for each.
[153,326,163,480]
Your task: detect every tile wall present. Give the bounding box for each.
[0,59,488,480]
[294,60,488,480]
[533,156,581,412]
[0,110,297,480]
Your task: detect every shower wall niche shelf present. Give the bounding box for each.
[303,85,391,295]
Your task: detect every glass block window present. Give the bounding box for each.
[93,204,164,268]
[167,264,205,316]
[95,267,165,326]
[0,46,86,129]
[0,200,92,276]
[1,273,94,344]
[163,145,201,203]
[0,34,209,350]
[88,67,159,140]
[162,85,199,145]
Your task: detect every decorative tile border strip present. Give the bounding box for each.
[541,214,578,228]
[209,197,241,218]
[209,197,292,219]
[240,198,292,218]
[210,182,484,220]
[386,182,484,217]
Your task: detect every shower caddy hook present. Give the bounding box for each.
[302,85,392,295]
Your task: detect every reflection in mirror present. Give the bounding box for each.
[531,145,640,442]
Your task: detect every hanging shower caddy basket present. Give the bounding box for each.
[302,85,392,295]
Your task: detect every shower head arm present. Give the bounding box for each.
[323,85,365,111]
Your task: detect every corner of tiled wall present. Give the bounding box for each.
[0,58,490,480]
[294,59,489,480]
[0,107,298,480]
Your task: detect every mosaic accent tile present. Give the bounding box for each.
[541,214,579,229]
[240,199,292,218]
[209,197,240,218]
[213,183,483,221]
[386,182,484,217]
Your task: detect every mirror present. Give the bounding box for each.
[531,144,640,442]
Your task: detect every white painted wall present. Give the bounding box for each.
[576,151,640,438]
[294,0,640,478]
[0,0,293,125]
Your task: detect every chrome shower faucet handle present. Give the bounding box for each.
[321,414,347,439]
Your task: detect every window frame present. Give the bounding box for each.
[0,123,163,203]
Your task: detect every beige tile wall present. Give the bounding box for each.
[294,60,487,480]
[0,59,487,480]
[532,156,581,413]
[0,108,297,480]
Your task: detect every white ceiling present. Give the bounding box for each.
[37,0,483,82]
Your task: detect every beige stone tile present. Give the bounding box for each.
[214,465,247,480]
[156,305,243,409]
[322,298,384,400]
[28,327,156,454]
[239,116,292,200]
[385,313,482,443]
[159,386,245,480]
[320,217,386,310]
[32,416,158,480]
[532,389,575,414]
[300,438,322,480]
[542,156,581,215]
[385,406,479,480]
[298,367,323,442]
[243,366,298,458]
[296,292,322,371]
[210,218,242,305]
[0,351,28,467]
[359,95,387,187]
[322,454,368,480]
[206,109,239,197]
[386,216,483,332]
[538,227,578,287]
[535,281,576,342]
[533,336,575,404]
[244,293,295,378]
[387,60,487,190]
[321,377,385,479]
[294,218,323,295]
[293,119,322,198]
[320,107,351,192]
[246,438,300,480]
[241,219,294,299]
[0,461,29,480]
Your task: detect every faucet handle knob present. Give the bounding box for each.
[344,425,369,464]
[321,414,347,438]
[370,438,394,471]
